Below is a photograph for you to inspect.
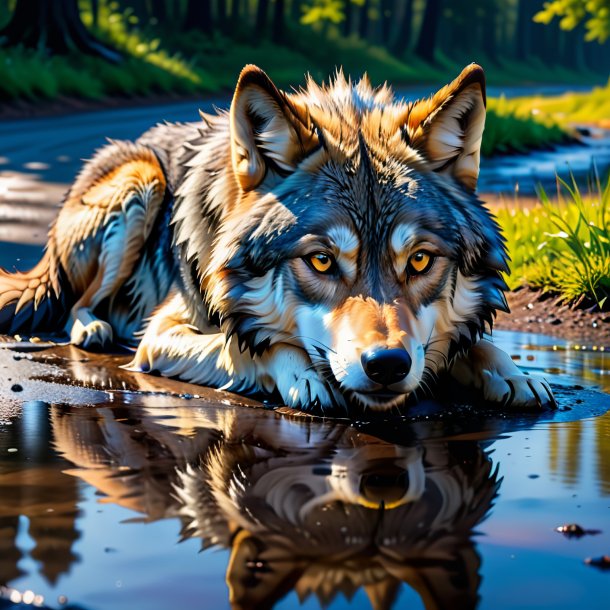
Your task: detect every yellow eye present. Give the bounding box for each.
[307,253,335,274]
[407,251,434,275]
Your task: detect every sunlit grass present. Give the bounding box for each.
[496,176,610,308]
[492,80,610,127]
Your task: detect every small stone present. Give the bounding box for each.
[555,523,602,538]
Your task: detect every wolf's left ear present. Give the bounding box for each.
[230,65,318,192]
[407,64,486,191]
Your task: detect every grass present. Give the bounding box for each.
[499,80,610,127]
[496,176,610,308]
[483,97,570,156]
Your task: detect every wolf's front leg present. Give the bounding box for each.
[450,339,556,410]
[126,294,335,408]
[124,295,254,392]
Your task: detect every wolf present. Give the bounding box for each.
[0,63,555,414]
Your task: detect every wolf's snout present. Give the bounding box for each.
[361,348,412,386]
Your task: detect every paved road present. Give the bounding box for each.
[0,99,225,261]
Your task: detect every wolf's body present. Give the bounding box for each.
[0,64,554,413]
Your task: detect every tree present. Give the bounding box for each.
[0,0,121,62]
[535,0,610,43]
[256,0,271,33]
[272,0,286,42]
[184,0,213,34]
[391,0,413,56]
[358,0,370,40]
[415,0,443,62]
[343,0,353,36]
[380,0,393,43]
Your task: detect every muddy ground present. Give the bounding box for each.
[496,288,610,347]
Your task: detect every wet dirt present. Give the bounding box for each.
[496,288,610,347]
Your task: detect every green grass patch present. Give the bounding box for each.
[484,96,570,156]
[488,80,610,127]
[496,176,610,308]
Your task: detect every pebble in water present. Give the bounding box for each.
[556,523,602,538]
[584,555,610,570]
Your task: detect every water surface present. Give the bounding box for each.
[0,331,609,610]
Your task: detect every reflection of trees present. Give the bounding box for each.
[0,402,81,587]
[596,415,610,495]
[549,412,610,496]
[49,402,500,610]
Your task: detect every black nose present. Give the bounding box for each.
[361,348,412,386]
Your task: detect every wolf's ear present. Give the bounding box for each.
[230,65,317,192]
[407,64,486,191]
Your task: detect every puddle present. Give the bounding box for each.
[0,332,609,610]
[478,128,610,197]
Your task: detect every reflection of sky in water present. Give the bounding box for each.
[2,332,610,610]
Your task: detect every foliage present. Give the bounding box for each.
[301,0,345,25]
[535,0,610,42]
[497,176,610,308]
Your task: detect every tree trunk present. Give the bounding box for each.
[271,0,285,43]
[482,6,497,60]
[380,0,393,45]
[91,0,99,27]
[358,0,370,40]
[256,0,270,33]
[185,0,213,34]
[0,0,121,62]
[291,0,301,23]
[561,25,585,70]
[515,0,529,61]
[231,0,245,26]
[391,0,413,55]
[149,0,166,23]
[216,0,228,31]
[414,0,442,63]
[125,0,148,22]
[343,0,352,37]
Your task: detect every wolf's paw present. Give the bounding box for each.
[280,370,336,412]
[70,318,114,349]
[482,371,556,410]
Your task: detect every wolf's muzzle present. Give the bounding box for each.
[361,347,412,386]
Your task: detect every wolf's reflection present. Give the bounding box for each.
[51,403,499,610]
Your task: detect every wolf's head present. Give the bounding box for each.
[183,64,508,412]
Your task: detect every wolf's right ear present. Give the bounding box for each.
[406,64,486,191]
[230,65,318,192]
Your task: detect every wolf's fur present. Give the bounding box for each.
[0,64,555,413]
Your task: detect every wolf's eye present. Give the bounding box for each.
[307,253,336,274]
[407,251,434,275]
